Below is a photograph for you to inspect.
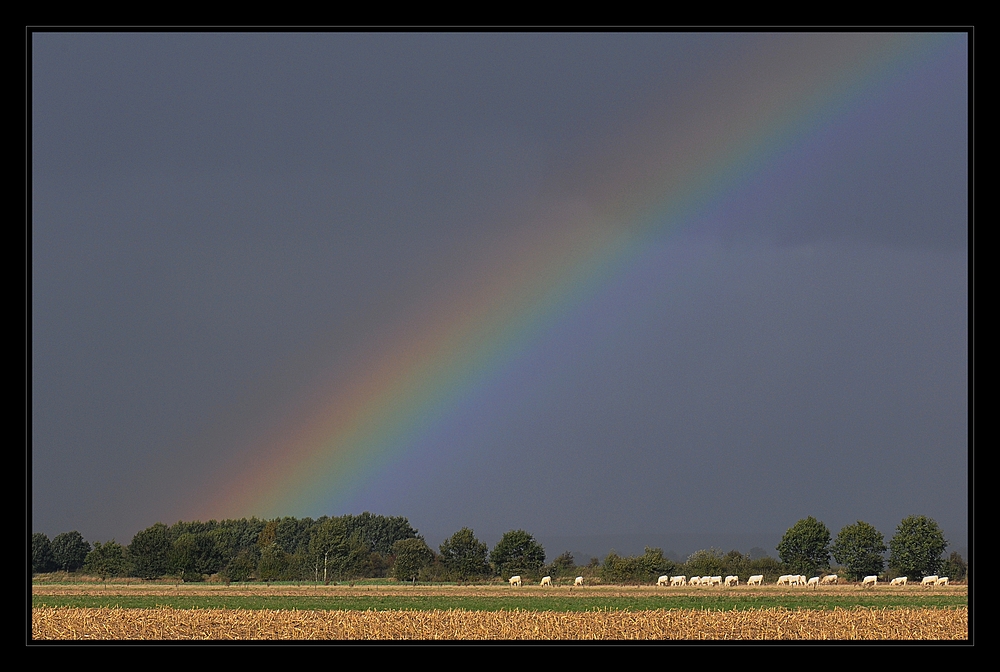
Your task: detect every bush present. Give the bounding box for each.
[601,548,673,584]
[683,548,726,578]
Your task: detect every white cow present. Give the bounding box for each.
[574,576,584,586]
[936,577,949,586]
[670,576,686,586]
[921,575,938,587]
[725,575,738,587]
[777,575,792,586]
[747,575,763,586]
[689,576,701,586]
[657,575,669,586]
[862,575,878,588]
[540,576,551,586]
[807,577,819,588]
[509,575,522,587]
[709,576,722,586]
[889,577,907,586]
[820,574,838,585]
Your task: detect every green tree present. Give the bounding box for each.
[51,531,91,572]
[222,548,257,583]
[777,517,831,576]
[888,515,947,579]
[127,523,172,579]
[722,550,748,575]
[490,530,545,579]
[549,551,576,578]
[684,548,726,577]
[307,518,370,581]
[600,551,634,584]
[84,540,127,581]
[392,538,434,582]
[940,551,967,582]
[831,521,886,580]
[439,527,491,580]
[637,547,674,580]
[32,533,56,574]
[257,543,288,584]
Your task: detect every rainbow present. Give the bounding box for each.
[198,34,962,521]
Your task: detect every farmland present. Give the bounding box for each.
[31,582,967,640]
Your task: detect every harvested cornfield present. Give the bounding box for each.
[32,606,967,640]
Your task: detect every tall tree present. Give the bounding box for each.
[51,531,91,572]
[85,540,127,581]
[777,517,831,576]
[831,521,886,580]
[392,538,433,582]
[490,530,545,579]
[549,551,576,578]
[940,551,967,582]
[32,533,56,574]
[127,523,172,579]
[889,515,947,579]
[439,528,491,580]
[308,518,370,581]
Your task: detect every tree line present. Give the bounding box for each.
[31,512,967,584]
[776,515,967,582]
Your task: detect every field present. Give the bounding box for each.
[31,581,968,640]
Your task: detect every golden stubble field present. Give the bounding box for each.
[32,605,967,640]
[31,583,968,640]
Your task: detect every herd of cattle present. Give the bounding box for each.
[508,573,951,587]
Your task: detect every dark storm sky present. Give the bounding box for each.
[31,33,968,558]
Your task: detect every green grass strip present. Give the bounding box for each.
[32,593,967,612]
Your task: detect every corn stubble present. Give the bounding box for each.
[33,606,967,640]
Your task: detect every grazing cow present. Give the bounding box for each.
[725,576,738,587]
[921,575,938,587]
[820,575,838,585]
[936,577,949,586]
[807,577,819,588]
[862,575,878,588]
[657,575,669,586]
[575,576,584,586]
[689,576,701,586]
[670,576,686,586]
[747,575,763,586]
[889,577,907,586]
[777,575,792,586]
[509,575,522,587]
[710,576,722,586]
[540,576,551,586]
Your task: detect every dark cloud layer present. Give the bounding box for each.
[32,33,967,556]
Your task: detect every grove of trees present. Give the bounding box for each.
[30,513,964,585]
